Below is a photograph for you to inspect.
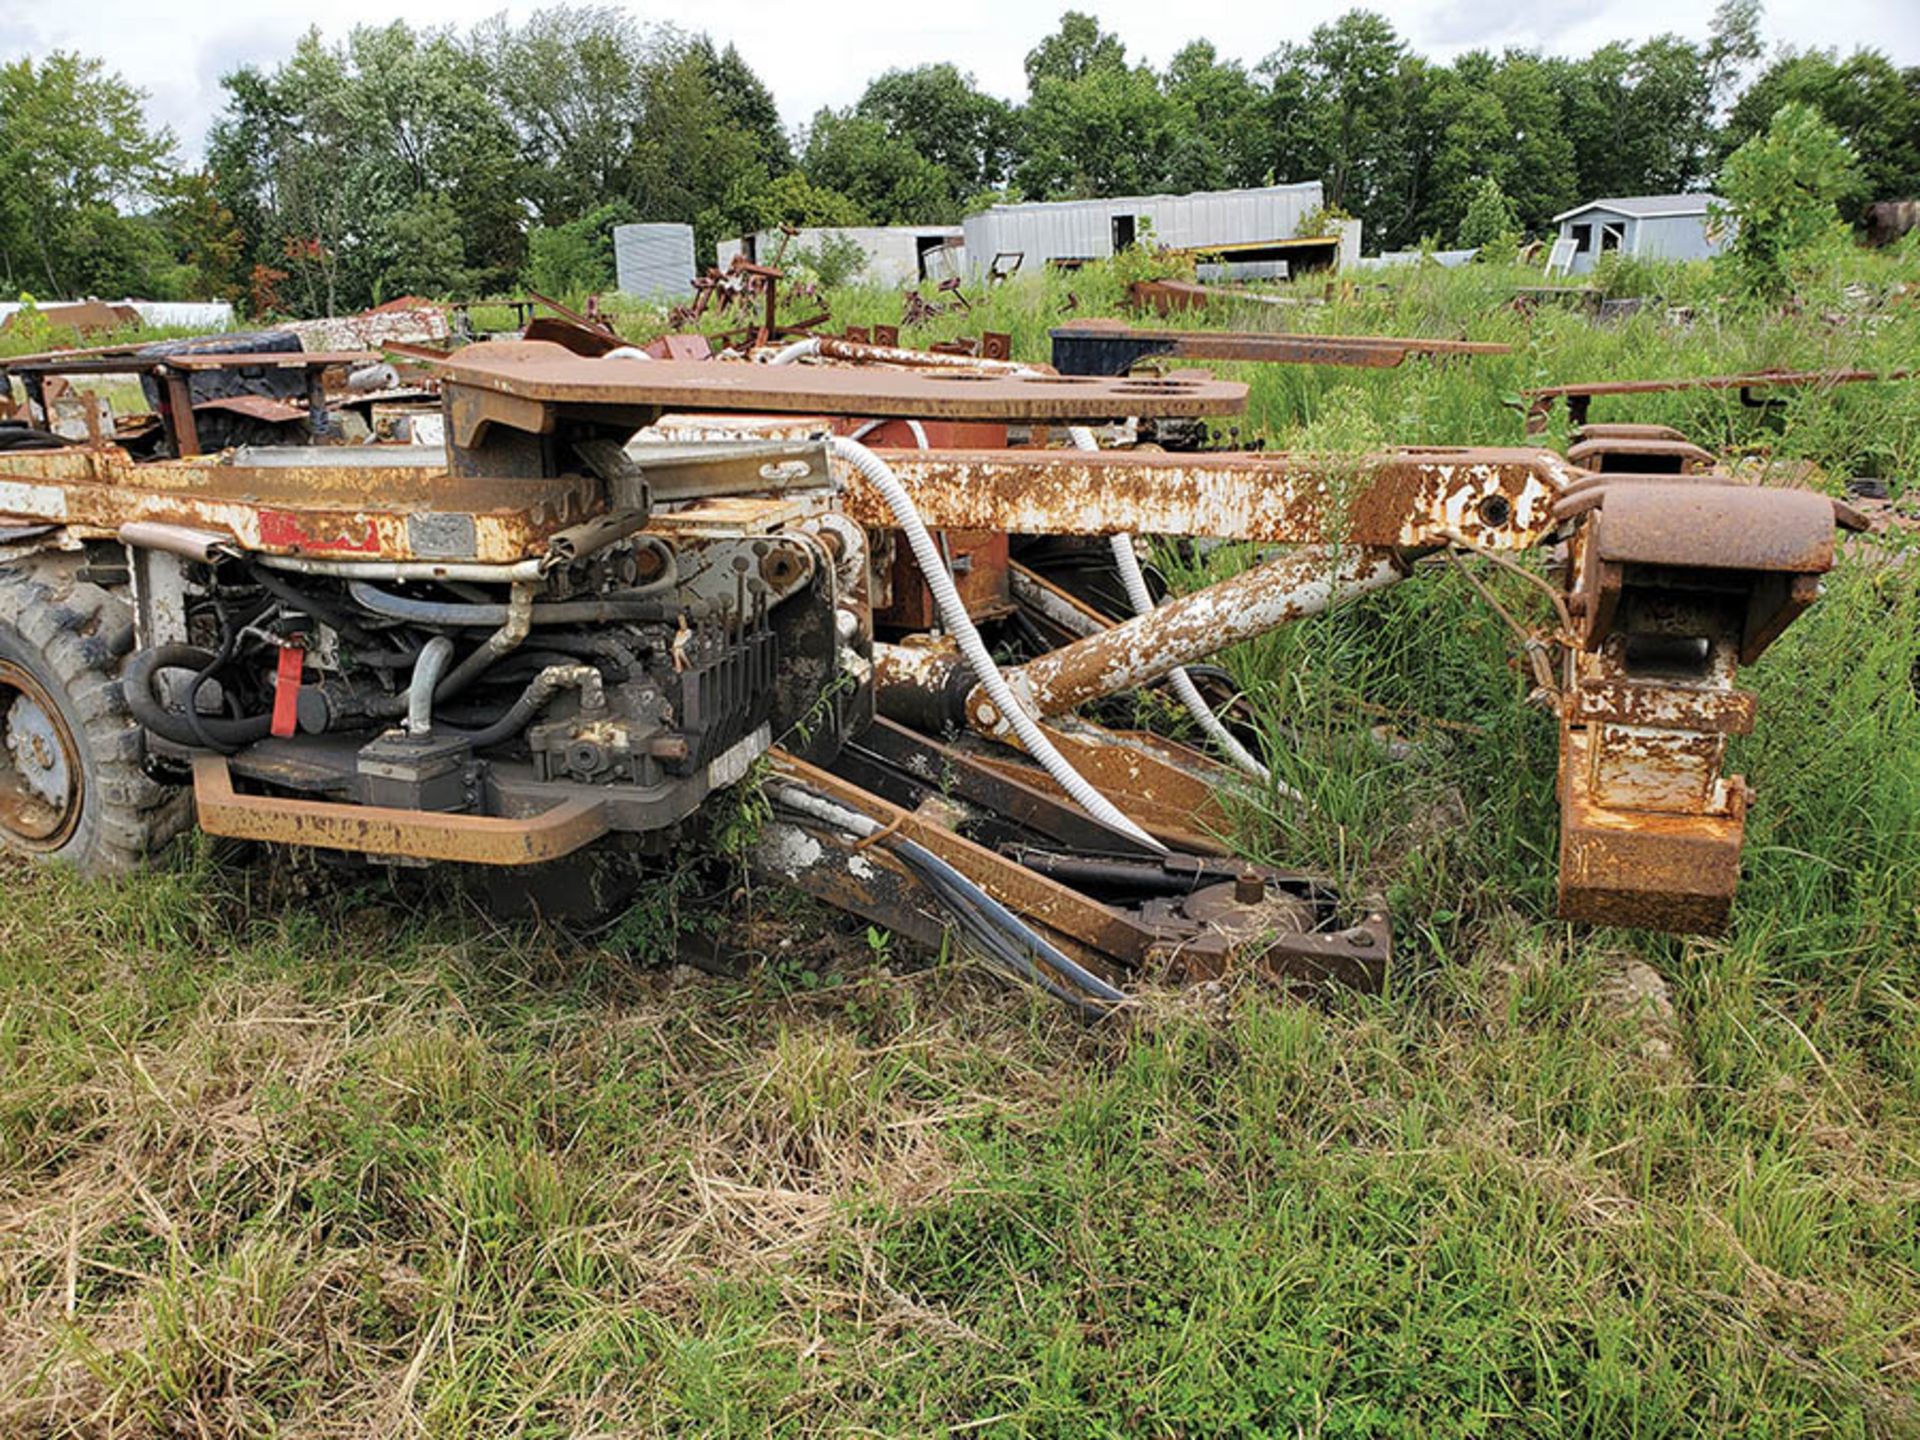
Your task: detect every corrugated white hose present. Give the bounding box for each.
[830,435,1165,853]
[1066,426,1273,784]
[770,337,822,365]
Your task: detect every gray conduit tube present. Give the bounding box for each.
[1066,424,1273,785]
[830,434,1164,853]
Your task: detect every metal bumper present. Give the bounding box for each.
[192,754,610,864]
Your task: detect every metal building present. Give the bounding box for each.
[716,226,966,287]
[613,223,697,300]
[959,182,1355,277]
[1551,196,1730,274]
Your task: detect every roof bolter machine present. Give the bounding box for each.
[0,336,1859,1011]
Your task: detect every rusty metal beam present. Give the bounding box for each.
[1523,367,1913,433]
[977,546,1408,729]
[1051,323,1509,376]
[845,447,1575,551]
[0,446,599,563]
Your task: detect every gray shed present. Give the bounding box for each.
[613,223,696,300]
[1551,196,1730,274]
[960,182,1356,277]
[716,226,965,287]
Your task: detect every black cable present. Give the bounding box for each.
[124,645,275,749]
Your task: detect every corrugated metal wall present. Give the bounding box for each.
[962,183,1325,273]
[613,223,696,300]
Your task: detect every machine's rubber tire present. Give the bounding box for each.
[0,554,190,873]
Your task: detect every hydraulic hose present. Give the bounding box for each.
[830,434,1164,853]
[1066,425,1272,785]
[769,783,1126,1015]
[345,581,675,628]
[124,645,275,750]
[435,664,603,751]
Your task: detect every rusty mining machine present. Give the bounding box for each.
[0,333,1857,1011]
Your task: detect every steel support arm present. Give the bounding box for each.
[970,545,1409,732]
[837,447,1572,550]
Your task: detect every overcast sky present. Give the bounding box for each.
[7,0,1917,161]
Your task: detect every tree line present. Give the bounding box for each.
[1,3,1916,316]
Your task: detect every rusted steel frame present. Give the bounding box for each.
[771,748,1165,967]
[1009,563,1113,641]
[430,340,1247,421]
[1126,279,1298,314]
[809,335,1031,373]
[848,447,1573,551]
[1565,436,1716,474]
[831,716,1174,857]
[964,722,1241,855]
[1523,367,1913,434]
[1051,324,1510,377]
[1551,478,1837,933]
[192,754,610,864]
[0,447,598,563]
[979,546,1408,728]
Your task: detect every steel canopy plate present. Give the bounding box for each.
[433,339,1247,420]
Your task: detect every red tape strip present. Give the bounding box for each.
[271,644,304,738]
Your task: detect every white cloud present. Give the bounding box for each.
[4,0,1914,160]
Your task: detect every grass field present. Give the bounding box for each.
[2,252,1917,1436]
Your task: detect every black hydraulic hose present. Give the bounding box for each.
[183,629,240,754]
[183,592,279,755]
[768,784,1127,1015]
[246,563,392,651]
[346,581,678,628]
[124,645,275,749]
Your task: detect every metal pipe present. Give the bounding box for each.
[257,554,549,583]
[983,546,1409,724]
[406,636,456,735]
[436,584,534,702]
[117,521,236,563]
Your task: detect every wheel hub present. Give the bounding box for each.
[0,661,82,849]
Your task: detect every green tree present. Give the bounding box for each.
[1456,176,1520,258]
[524,199,636,295]
[1161,41,1268,190]
[1261,12,1422,246]
[1722,49,1920,218]
[0,53,176,297]
[1024,12,1127,88]
[857,64,1016,193]
[1716,100,1863,297]
[801,110,954,223]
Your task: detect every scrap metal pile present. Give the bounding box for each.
[0,310,1864,1011]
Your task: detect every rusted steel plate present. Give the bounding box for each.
[193,394,307,424]
[849,447,1574,551]
[1571,681,1755,735]
[433,340,1247,420]
[192,754,610,863]
[1557,727,1744,934]
[1052,323,1509,376]
[162,351,381,371]
[0,447,596,562]
[960,722,1239,855]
